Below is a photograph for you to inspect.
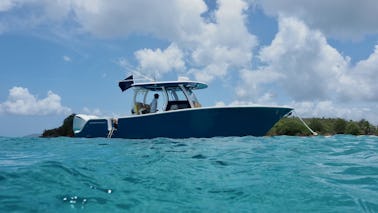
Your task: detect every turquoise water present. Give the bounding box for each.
[0,136,377,212]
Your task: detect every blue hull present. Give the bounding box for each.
[74,106,292,139]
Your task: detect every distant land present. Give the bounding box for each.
[41,114,75,137]
[41,114,378,138]
[267,117,378,136]
[22,134,41,138]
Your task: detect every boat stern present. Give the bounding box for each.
[73,114,113,138]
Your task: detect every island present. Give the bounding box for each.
[42,114,75,137]
[267,117,378,136]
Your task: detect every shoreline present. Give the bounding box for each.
[41,114,378,138]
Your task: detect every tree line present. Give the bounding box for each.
[267,117,378,136]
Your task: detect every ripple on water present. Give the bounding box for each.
[0,135,377,212]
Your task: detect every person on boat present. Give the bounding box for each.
[150,93,159,113]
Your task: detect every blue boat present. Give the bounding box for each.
[73,76,293,138]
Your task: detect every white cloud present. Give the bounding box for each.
[236,16,349,103]
[187,0,258,82]
[236,68,283,101]
[340,45,378,101]
[0,87,71,115]
[129,0,258,82]
[192,63,229,82]
[82,107,102,116]
[0,0,72,34]
[116,58,134,73]
[257,0,378,40]
[0,0,207,39]
[14,0,375,42]
[70,0,207,39]
[134,43,185,79]
[127,0,258,82]
[234,16,378,123]
[0,0,16,12]
[253,16,378,103]
[262,16,350,100]
[2,0,257,83]
[292,100,378,125]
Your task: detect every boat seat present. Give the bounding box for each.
[132,102,150,114]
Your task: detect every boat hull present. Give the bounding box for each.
[74,106,292,139]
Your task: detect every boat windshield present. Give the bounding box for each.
[166,88,187,101]
[187,89,201,107]
[131,84,203,114]
[164,87,190,111]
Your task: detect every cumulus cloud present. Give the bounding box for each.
[340,45,378,101]
[0,0,206,39]
[240,16,378,103]
[257,0,378,40]
[236,16,349,103]
[236,68,283,101]
[134,43,185,79]
[70,0,207,39]
[187,0,258,82]
[259,16,349,101]
[117,0,258,82]
[2,0,257,83]
[1,0,376,75]
[235,16,378,123]
[128,0,258,82]
[0,87,71,115]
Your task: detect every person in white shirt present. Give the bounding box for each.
[150,93,159,113]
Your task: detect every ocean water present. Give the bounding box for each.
[0,135,377,213]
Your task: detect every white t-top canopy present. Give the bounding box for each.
[131,81,208,91]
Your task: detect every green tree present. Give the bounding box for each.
[358,119,371,135]
[334,118,347,134]
[273,118,309,136]
[309,118,324,133]
[345,122,361,135]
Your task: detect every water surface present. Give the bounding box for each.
[0,135,377,212]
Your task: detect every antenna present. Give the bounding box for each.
[131,71,154,82]
[153,73,157,82]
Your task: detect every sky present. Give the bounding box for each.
[0,0,378,136]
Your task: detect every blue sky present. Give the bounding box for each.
[1,0,378,136]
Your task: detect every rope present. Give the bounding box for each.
[293,111,318,136]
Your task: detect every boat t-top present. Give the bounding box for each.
[73,76,293,138]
